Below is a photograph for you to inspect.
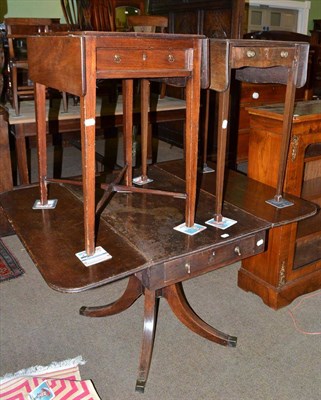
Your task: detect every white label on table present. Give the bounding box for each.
[84,118,96,127]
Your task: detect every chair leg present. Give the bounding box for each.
[159,82,166,99]
[12,66,20,116]
[62,92,68,112]
[14,124,29,185]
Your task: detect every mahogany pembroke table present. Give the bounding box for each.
[27,31,206,258]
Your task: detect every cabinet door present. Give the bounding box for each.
[248,6,298,32]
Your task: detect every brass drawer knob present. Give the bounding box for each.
[114,54,121,63]
[234,246,242,256]
[246,50,256,58]
[280,51,289,58]
[168,54,175,63]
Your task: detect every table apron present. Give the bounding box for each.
[137,231,267,290]
[96,70,192,79]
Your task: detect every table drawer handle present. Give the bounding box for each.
[247,50,256,58]
[114,54,121,63]
[280,51,289,58]
[252,92,260,100]
[234,246,242,256]
[185,262,191,274]
[168,54,175,63]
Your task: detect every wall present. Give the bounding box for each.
[309,0,321,30]
[296,0,321,30]
[1,0,321,31]
[1,0,65,22]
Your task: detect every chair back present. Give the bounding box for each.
[5,18,61,61]
[4,18,63,115]
[60,0,92,30]
[89,0,115,31]
[61,0,146,32]
[127,15,168,33]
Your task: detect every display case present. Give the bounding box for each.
[238,100,321,309]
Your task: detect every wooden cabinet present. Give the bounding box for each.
[236,83,306,163]
[247,5,298,33]
[149,0,245,39]
[310,19,321,94]
[238,100,321,309]
[148,0,245,149]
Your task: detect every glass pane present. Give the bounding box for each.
[250,11,262,26]
[270,12,281,27]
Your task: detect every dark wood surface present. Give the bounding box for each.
[156,160,318,227]
[1,160,317,292]
[1,161,317,391]
[148,0,245,156]
[206,38,310,226]
[0,164,271,292]
[149,0,245,40]
[239,100,321,309]
[0,107,14,236]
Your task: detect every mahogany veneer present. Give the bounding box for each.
[239,100,321,309]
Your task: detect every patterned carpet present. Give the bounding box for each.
[0,356,101,399]
[0,239,25,282]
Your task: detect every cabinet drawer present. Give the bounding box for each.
[97,48,188,71]
[240,83,286,104]
[163,232,266,286]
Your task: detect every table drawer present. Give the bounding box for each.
[232,47,295,69]
[140,231,266,290]
[97,48,188,71]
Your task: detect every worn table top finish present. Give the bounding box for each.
[27,31,205,257]
[0,165,272,292]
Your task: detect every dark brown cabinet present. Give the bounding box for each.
[149,0,245,39]
[148,0,245,153]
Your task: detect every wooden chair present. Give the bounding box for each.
[61,0,123,31]
[127,15,168,33]
[113,0,145,30]
[61,0,145,32]
[4,18,65,115]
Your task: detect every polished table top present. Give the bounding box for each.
[0,162,316,292]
